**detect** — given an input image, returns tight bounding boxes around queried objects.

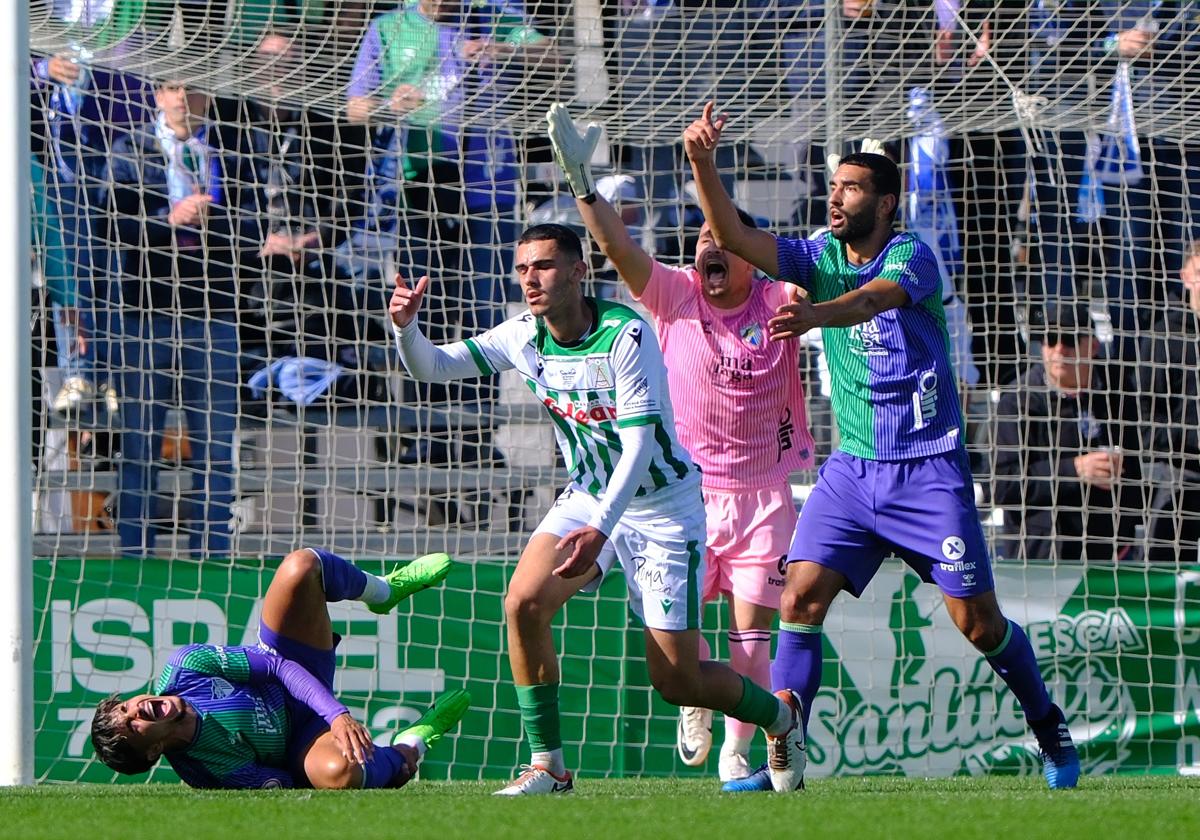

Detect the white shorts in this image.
[534,480,706,631]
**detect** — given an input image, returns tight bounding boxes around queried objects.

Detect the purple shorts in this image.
[788,449,994,599]
[258,621,341,769]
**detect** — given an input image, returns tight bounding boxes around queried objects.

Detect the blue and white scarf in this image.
[154,112,221,207]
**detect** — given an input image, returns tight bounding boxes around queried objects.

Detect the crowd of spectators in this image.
[27,1,1200,564]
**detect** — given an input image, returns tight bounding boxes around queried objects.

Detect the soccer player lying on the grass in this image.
[90,548,468,789]
[684,102,1080,793]
[388,223,804,795]
[546,104,817,788]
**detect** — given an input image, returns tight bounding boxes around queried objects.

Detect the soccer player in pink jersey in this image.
[548,104,816,787]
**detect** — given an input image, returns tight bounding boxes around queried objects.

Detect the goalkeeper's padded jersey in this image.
[775,231,964,462]
[464,298,699,499]
[156,645,294,789]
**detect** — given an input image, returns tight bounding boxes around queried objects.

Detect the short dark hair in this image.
[518,223,585,264]
[837,152,902,218]
[91,694,156,775]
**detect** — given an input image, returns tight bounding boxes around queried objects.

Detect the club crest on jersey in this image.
[585,358,614,389]
[740,322,765,349]
[211,677,234,700]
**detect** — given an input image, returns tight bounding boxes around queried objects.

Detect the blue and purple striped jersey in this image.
[776,231,963,461]
[155,644,294,789]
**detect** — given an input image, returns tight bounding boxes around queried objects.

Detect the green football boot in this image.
[394,689,472,750]
[368,552,453,615]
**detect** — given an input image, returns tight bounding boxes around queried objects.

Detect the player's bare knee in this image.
[503,587,553,631]
[780,588,828,626]
[956,611,1006,652]
[307,752,359,790]
[278,548,322,588]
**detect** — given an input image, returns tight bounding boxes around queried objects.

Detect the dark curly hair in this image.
[91,694,156,775]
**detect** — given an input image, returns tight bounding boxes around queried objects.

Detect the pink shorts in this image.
[701,483,798,610]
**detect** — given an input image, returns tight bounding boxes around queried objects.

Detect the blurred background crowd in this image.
[26,1,1200,564]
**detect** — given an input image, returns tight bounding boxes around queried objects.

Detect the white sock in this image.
[394,734,428,758]
[531,748,566,776]
[766,697,795,737]
[359,575,392,604]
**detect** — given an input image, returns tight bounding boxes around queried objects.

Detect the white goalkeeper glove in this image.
[547,102,602,201]
[859,138,886,156]
[826,138,887,175]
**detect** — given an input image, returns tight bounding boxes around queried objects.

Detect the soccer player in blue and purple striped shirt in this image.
[685,102,1080,792]
[89,548,466,789]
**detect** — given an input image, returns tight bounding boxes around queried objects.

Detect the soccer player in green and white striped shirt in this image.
[389,223,805,795]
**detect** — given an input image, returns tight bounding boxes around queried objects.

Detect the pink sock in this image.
[725,628,772,747]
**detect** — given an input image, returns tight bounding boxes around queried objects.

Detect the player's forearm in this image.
[689,157,741,247]
[392,320,486,381]
[689,156,779,275]
[587,423,656,535]
[814,282,908,328]
[576,193,653,294]
[245,650,348,723]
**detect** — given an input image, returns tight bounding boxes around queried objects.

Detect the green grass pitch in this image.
[4,776,1199,840]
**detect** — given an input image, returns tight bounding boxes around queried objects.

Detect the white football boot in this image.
[766,690,807,792]
[492,764,574,796]
[676,706,714,767]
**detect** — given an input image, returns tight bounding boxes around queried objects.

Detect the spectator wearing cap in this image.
[1138,243,1200,563]
[993,301,1145,562]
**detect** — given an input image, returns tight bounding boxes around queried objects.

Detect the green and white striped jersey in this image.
[464,299,698,498]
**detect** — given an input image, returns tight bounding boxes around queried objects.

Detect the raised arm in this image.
[546,104,653,294]
[389,274,502,381]
[683,102,779,276]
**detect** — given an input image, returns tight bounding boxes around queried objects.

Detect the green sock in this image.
[514,682,562,752]
[728,675,782,729]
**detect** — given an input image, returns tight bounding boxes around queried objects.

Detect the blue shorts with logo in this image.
[788,448,994,598]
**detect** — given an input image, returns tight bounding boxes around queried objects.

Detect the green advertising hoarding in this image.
[32,558,1200,783]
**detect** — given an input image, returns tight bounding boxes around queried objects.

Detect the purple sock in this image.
[359,746,410,789]
[771,623,823,732]
[984,619,1052,722]
[311,548,369,603]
